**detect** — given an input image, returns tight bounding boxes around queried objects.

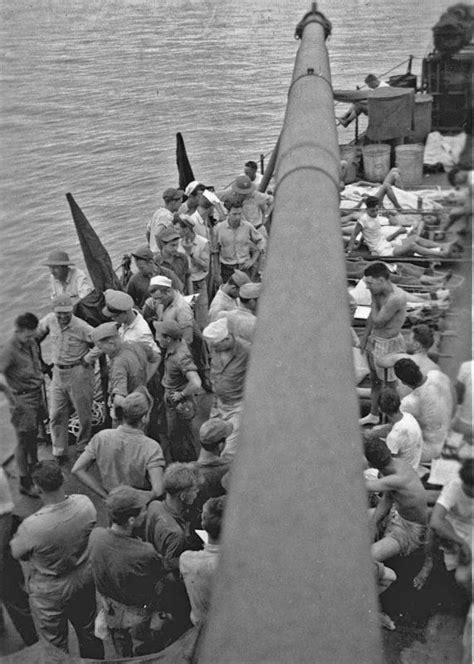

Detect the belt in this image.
[55,360,84,370]
[12,386,42,396]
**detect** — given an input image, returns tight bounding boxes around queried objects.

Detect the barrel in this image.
[395,144,424,186]
[339,144,357,183]
[407,94,433,143]
[361,144,391,183]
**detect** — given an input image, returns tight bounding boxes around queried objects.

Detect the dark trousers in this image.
[165,403,197,462]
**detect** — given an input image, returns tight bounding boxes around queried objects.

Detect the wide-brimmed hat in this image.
[231,175,255,195]
[43,250,75,266]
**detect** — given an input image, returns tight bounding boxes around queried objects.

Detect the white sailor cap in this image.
[202,318,230,344]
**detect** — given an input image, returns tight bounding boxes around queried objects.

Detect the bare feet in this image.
[413,557,434,590]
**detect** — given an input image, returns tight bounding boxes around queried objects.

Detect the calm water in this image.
[0,0,452,331]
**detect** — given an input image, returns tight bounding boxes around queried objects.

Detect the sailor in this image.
[37,295,95,462]
[102,289,158,353]
[208,269,251,322]
[228,175,270,237]
[143,276,194,346]
[146,187,183,254]
[126,244,182,308]
[181,181,206,216]
[215,196,265,283]
[242,160,263,187]
[218,282,261,344]
[175,215,210,330]
[90,322,161,425]
[0,313,43,497]
[156,226,193,296]
[43,249,92,305]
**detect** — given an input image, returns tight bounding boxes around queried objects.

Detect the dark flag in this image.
[176,132,195,191]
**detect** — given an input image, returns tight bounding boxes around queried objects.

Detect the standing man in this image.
[143,276,194,346]
[103,289,158,353]
[156,227,193,295]
[43,250,92,305]
[176,216,211,329]
[126,244,182,308]
[359,262,407,426]
[243,160,263,187]
[0,313,43,497]
[154,321,202,462]
[215,197,265,283]
[208,269,251,323]
[10,461,103,659]
[190,419,232,510]
[202,318,250,459]
[230,174,269,237]
[219,282,261,344]
[38,295,95,462]
[90,322,160,424]
[146,187,183,254]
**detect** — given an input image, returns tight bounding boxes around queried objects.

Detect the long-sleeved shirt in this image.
[145,500,201,572]
[49,267,92,304]
[37,313,94,364]
[0,334,43,392]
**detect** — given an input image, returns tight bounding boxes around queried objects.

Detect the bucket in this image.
[339,144,357,183]
[407,94,433,143]
[395,144,424,186]
[362,144,391,183]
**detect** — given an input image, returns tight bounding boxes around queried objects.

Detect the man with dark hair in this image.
[179,496,226,626]
[0,313,43,497]
[365,388,423,470]
[144,275,194,345]
[347,197,455,258]
[154,321,202,462]
[364,438,428,562]
[147,187,184,254]
[243,160,262,187]
[208,269,251,323]
[338,74,389,127]
[215,198,265,283]
[176,216,211,329]
[10,460,103,658]
[359,262,407,426]
[72,390,165,499]
[156,226,193,296]
[89,485,166,658]
[43,249,92,304]
[38,295,95,462]
[126,244,182,308]
[394,358,453,463]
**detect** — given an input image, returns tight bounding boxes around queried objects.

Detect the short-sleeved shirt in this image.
[49,267,92,304]
[358,212,393,256]
[401,370,453,462]
[208,288,238,323]
[179,235,210,282]
[147,207,174,253]
[144,291,194,346]
[10,494,96,578]
[146,500,201,571]
[162,341,197,392]
[109,341,159,398]
[0,334,43,393]
[89,527,163,606]
[215,220,265,265]
[38,313,93,364]
[436,478,473,546]
[209,338,250,404]
[127,268,183,308]
[80,425,165,492]
[218,306,257,344]
[386,412,423,469]
[456,361,472,427]
[179,543,220,625]
[119,310,160,355]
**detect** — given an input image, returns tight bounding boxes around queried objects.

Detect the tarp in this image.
[366,87,414,141]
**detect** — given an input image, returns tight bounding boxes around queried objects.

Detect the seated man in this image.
[364,388,423,470]
[394,358,454,464]
[338,73,389,127]
[347,196,457,258]
[365,438,428,562]
[88,486,166,658]
[179,496,226,626]
[72,390,165,499]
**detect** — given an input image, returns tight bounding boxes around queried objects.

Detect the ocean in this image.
[0,0,452,330]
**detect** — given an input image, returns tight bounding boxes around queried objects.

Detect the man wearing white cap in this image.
[72,389,165,499]
[146,187,183,254]
[37,296,95,462]
[90,322,160,425]
[126,245,182,308]
[208,269,251,323]
[43,250,92,305]
[143,276,194,346]
[218,282,261,344]
[181,181,206,216]
[175,216,210,330]
[202,318,250,458]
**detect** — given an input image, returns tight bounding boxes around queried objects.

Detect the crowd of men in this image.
[0,159,472,659]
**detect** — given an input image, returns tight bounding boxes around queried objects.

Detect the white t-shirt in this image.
[456,360,472,427]
[401,370,453,462]
[358,212,393,256]
[147,208,174,252]
[386,412,423,469]
[436,477,473,546]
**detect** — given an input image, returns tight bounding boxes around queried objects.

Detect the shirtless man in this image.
[359,262,407,426]
[365,438,428,562]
